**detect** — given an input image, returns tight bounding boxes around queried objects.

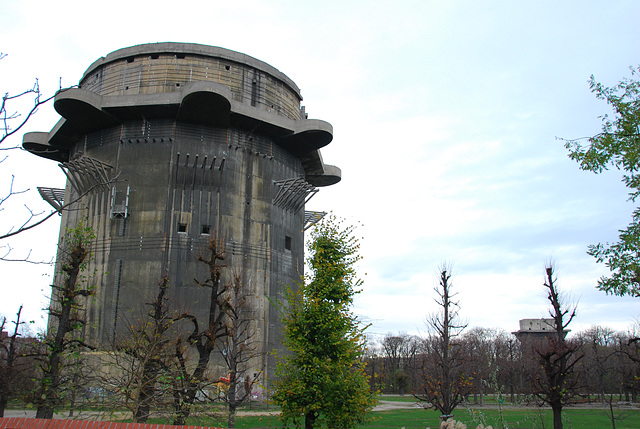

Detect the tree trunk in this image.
[134,362,157,423]
[35,240,87,419]
[608,396,617,429]
[134,404,150,424]
[552,404,563,429]
[305,410,316,429]
[36,351,62,419]
[0,394,7,418]
[172,389,189,426]
[35,406,54,419]
[227,383,237,428]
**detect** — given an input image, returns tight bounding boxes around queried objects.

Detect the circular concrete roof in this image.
[81,42,302,100]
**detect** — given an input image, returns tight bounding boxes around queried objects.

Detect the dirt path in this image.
[374,400,422,411]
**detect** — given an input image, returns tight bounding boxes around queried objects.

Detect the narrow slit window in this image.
[285,235,292,251]
[251,79,258,107]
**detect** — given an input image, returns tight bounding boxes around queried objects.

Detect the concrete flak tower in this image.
[23,43,340,379]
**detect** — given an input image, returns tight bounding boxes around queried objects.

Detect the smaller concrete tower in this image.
[513,318,569,343]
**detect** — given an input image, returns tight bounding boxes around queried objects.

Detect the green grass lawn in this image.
[359,407,640,429]
[137,406,640,428]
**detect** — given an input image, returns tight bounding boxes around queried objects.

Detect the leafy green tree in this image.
[272,216,376,429]
[564,66,640,296]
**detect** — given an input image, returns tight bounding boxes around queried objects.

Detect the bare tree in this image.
[531,265,583,429]
[0,306,36,416]
[461,327,499,405]
[0,53,58,260]
[415,265,471,421]
[494,331,523,404]
[33,221,95,419]
[96,277,181,423]
[217,269,262,428]
[621,325,640,401]
[380,332,419,394]
[172,236,229,425]
[0,54,108,261]
[0,56,55,147]
[577,326,619,404]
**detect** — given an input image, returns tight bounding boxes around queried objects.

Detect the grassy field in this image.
[136,405,640,428]
[360,408,640,429]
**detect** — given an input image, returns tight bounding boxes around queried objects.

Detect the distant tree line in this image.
[366,324,640,404]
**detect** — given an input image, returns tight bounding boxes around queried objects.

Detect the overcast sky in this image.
[2,1,640,339]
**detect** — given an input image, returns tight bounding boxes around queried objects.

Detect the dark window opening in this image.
[178,223,187,233]
[126,57,135,63]
[251,79,258,107]
[285,235,292,251]
[201,225,211,235]
[225,65,231,70]
[150,54,159,60]
[175,54,185,59]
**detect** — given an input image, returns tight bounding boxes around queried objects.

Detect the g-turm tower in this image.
[23,43,340,378]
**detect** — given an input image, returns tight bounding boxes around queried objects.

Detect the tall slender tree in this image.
[33,221,95,419]
[172,236,229,425]
[531,265,583,429]
[217,269,262,428]
[415,265,471,421]
[272,216,376,429]
[104,277,179,423]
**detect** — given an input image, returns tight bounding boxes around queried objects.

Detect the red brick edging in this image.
[0,418,224,429]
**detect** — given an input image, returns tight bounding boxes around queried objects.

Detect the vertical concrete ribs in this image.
[23,42,341,384]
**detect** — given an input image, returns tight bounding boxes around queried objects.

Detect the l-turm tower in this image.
[23,42,340,383]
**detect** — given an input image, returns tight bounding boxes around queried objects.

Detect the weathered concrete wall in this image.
[80,43,303,121]
[23,43,341,385]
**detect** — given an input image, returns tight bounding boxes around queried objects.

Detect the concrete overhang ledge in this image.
[306,164,341,187]
[22,131,67,162]
[45,84,331,144]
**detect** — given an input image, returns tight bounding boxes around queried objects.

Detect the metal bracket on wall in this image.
[273,178,318,213]
[37,187,65,213]
[303,211,327,231]
[59,156,114,195]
